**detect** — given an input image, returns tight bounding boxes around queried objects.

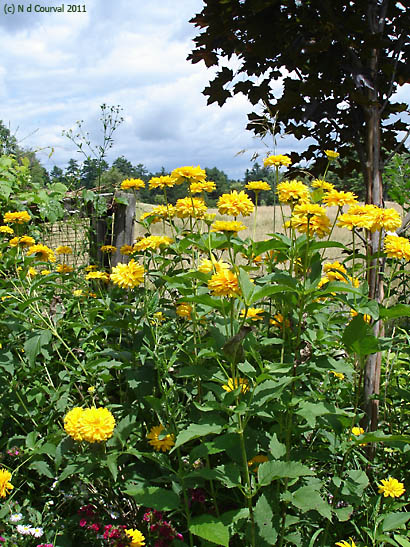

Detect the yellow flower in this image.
[377,477,405,498]
[198,257,229,274]
[323,190,358,207]
[0,225,14,234]
[189,180,216,193]
[40,269,51,275]
[288,211,331,238]
[371,207,402,232]
[245,180,271,191]
[3,211,31,224]
[210,220,246,235]
[125,529,146,547]
[335,538,356,547]
[55,245,73,255]
[85,265,98,271]
[293,203,327,217]
[208,269,241,297]
[65,407,116,443]
[120,244,135,255]
[88,386,95,393]
[263,154,292,168]
[350,309,371,323]
[175,197,208,219]
[26,244,56,262]
[27,267,37,278]
[217,190,254,217]
[329,370,345,380]
[140,204,175,223]
[270,313,290,328]
[77,407,116,443]
[9,236,35,248]
[384,234,410,261]
[64,407,85,441]
[337,213,374,231]
[134,235,173,251]
[147,424,175,452]
[277,180,310,204]
[110,259,145,289]
[121,178,145,190]
[324,150,340,159]
[171,165,207,184]
[100,245,117,253]
[311,179,335,191]
[73,289,83,296]
[0,468,13,498]
[323,261,347,275]
[222,377,250,394]
[85,270,110,283]
[152,311,165,323]
[248,454,269,472]
[351,426,364,436]
[148,175,176,189]
[176,303,192,319]
[56,263,74,274]
[240,307,264,321]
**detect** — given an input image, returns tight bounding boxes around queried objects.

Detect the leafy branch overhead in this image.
[188,0,409,178]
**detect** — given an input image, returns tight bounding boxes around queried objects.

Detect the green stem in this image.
[237,412,256,547]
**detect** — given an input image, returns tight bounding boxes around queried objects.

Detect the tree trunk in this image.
[363,37,384,434]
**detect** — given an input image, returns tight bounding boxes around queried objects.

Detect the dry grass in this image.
[134,201,405,262]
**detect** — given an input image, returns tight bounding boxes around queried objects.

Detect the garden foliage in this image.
[0,152,409,546]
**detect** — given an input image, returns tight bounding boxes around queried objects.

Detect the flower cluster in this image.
[64,407,116,442]
[263,154,292,167]
[277,180,310,204]
[142,509,183,546]
[147,424,175,452]
[3,211,31,224]
[0,468,13,497]
[121,178,145,190]
[110,260,145,289]
[217,190,254,217]
[26,244,56,262]
[134,235,173,251]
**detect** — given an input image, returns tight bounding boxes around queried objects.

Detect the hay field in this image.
[134,201,405,262]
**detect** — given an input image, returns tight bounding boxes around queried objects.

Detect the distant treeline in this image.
[2,120,409,205]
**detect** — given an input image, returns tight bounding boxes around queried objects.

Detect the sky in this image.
[0,0,408,180]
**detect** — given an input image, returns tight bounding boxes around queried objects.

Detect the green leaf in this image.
[124,486,180,511]
[284,485,331,520]
[189,514,229,547]
[254,493,278,545]
[258,461,315,486]
[106,453,118,481]
[341,470,369,496]
[173,422,223,449]
[393,535,410,547]
[269,433,286,459]
[214,463,242,488]
[296,401,335,428]
[249,284,296,306]
[379,304,410,319]
[382,512,410,532]
[238,267,255,306]
[342,316,379,356]
[59,464,80,481]
[24,330,53,365]
[334,505,354,522]
[29,460,54,478]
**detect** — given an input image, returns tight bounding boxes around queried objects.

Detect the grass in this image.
[134,201,405,262]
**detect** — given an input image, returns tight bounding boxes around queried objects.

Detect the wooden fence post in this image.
[111,192,137,267]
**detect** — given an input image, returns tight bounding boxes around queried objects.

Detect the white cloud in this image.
[0,0,408,182]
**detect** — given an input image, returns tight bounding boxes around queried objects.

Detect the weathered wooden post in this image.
[111,192,137,267]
